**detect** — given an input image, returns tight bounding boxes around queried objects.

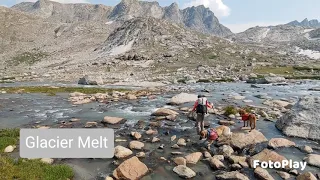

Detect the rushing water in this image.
[1,81,320,179]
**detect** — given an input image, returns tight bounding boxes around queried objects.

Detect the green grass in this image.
[224,106,238,116]
[208,54,219,59]
[9,52,48,66]
[0,86,129,94]
[293,66,320,71]
[0,128,19,152]
[0,156,74,180]
[253,66,294,75]
[286,75,320,80]
[0,128,74,180]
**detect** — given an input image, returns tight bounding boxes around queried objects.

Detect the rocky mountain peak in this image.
[287,18,320,28]
[11,0,233,37]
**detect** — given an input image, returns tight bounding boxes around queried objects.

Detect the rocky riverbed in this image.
[1,80,320,180]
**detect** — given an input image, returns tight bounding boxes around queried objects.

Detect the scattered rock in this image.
[227,155,247,164]
[173,157,187,166]
[185,152,202,164]
[219,120,235,126]
[114,146,133,159]
[299,145,313,154]
[231,164,242,170]
[152,108,179,116]
[276,96,320,140]
[177,138,187,146]
[254,167,275,180]
[146,129,158,135]
[233,96,245,100]
[102,116,126,125]
[203,151,212,158]
[165,114,177,121]
[113,156,148,180]
[136,152,146,158]
[126,94,137,100]
[304,154,320,167]
[151,137,160,143]
[296,172,317,180]
[169,93,198,105]
[218,145,234,156]
[231,130,268,149]
[171,135,177,141]
[131,132,142,140]
[78,75,103,85]
[84,122,97,128]
[216,171,249,180]
[173,165,196,179]
[209,157,226,170]
[289,169,299,176]
[276,171,290,179]
[40,158,54,164]
[250,149,288,168]
[129,141,145,150]
[4,145,16,153]
[213,155,224,161]
[171,144,180,149]
[268,138,296,148]
[172,152,183,155]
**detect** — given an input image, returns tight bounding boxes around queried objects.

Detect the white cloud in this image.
[183,0,230,18]
[16,0,89,3]
[224,21,286,33]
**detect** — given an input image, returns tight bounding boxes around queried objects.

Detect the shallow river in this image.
[1,81,320,180]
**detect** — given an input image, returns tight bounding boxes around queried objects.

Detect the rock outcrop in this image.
[231,130,268,149]
[113,156,148,180]
[276,96,320,140]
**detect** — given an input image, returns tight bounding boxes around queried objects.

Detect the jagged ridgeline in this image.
[11,0,232,37]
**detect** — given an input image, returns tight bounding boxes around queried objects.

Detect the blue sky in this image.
[1,0,319,32]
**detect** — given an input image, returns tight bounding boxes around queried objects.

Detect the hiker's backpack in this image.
[208,129,219,140]
[196,97,207,114]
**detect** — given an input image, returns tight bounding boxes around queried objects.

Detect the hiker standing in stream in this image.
[192,95,213,135]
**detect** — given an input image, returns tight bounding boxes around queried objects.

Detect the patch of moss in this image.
[253,66,294,75]
[293,66,320,71]
[208,54,219,59]
[224,106,238,116]
[9,52,48,66]
[1,86,129,94]
[286,75,320,80]
[0,156,74,180]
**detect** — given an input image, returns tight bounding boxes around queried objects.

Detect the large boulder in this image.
[254,167,274,180]
[268,138,296,149]
[304,154,320,168]
[209,157,226,170]
[114,146,133,159]
[129,141,145,150]
[249,149,288,168]
[246,76,286,84]
[113,156,148,180]
[276,96,320,140]
[151,108,179,116]
[216,171,249,180]
[185,152,202,164]
[102,116,126,125]
[296,172,317,180]
[231,130,268,149]
[173,165,196,179]
[169,93,198,105]
[78,75,103,85]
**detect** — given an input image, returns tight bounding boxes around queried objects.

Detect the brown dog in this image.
[238,109,257,130]
[199,125,232,150]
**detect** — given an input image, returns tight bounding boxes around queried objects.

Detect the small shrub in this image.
[224,106,238,116]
